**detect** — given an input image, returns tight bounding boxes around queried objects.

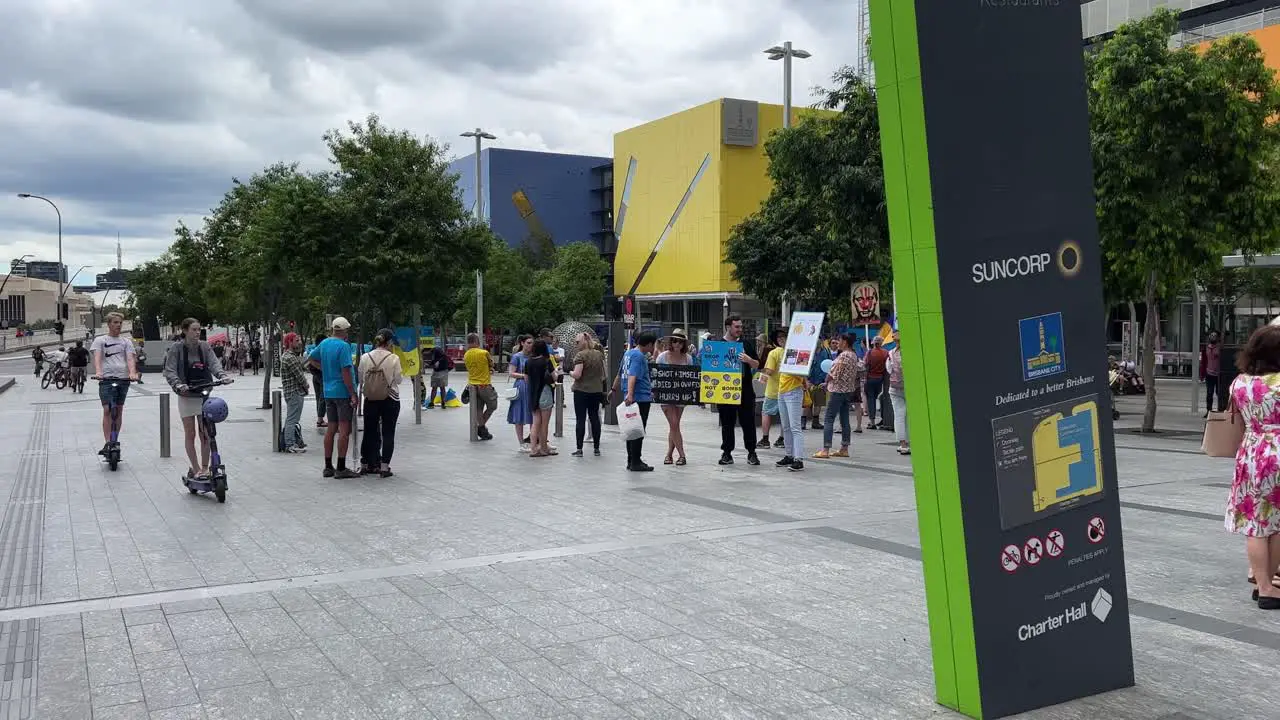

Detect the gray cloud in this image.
[0,0,861,274]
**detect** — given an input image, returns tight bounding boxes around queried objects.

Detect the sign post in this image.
[871,1,1132,718]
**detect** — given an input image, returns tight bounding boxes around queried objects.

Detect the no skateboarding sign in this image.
[1001,544,1021,573]
[1045,529,1065,558]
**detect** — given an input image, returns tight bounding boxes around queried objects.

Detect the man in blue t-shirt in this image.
[623,332,656,473]
[308,317,358,478]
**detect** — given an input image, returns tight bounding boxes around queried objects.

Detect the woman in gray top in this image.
[163,318,232,478]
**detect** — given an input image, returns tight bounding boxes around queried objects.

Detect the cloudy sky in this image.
[0,0,861,282]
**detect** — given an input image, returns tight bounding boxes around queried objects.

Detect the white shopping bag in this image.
[617,401,646,441]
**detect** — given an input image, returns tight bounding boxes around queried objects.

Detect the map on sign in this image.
[1031,402,1103,512]
[992,395,1106,529]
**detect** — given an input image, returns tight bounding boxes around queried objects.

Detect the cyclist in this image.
[163,318,232,479]
[31,346,44,376]
[67,340,90,390]
[91,312,139,455]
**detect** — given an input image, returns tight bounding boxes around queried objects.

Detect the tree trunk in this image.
[1141,270,1160,433]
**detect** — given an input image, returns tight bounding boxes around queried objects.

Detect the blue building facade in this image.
[448,148,612,249]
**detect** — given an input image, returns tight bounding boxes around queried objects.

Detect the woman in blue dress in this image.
[507,335,534,450]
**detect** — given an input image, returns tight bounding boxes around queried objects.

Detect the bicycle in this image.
[182,378,233,503]
[41,364,68,390]
[69,366,86,394]
[93,377,129,471]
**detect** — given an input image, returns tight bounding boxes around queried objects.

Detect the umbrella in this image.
[207,332,228,344]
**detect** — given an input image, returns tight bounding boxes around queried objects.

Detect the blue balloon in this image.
[820,359,834,373]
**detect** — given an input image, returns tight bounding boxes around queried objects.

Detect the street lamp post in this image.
[17,193,64,336]
[461,128,497,338]
[765,42,810,325]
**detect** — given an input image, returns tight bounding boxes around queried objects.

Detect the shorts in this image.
[178,395,206,419]
[430,372,450,388]
[762,397,780,416]
[473,385,498,416]
[809,386,827,407]
[325,398,355,423]
[98,380,130,406]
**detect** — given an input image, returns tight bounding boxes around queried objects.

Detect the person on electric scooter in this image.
[163,318,233,479]
[91,312,139,454]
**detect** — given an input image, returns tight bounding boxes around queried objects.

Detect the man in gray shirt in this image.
[90,312,138,454]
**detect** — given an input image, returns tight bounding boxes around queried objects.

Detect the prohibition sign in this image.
[1023,537,1044,566]
[1045,529,1065,558]
[1087,516,1106,544]
[1001,544,1021,573]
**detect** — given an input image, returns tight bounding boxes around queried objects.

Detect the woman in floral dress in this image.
[1226,324,1280,609]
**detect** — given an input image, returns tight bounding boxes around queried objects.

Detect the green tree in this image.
[305,114,489,336]
[518,229,557,271]
[724,66,890,315]
[453,240,609,333]
[1089,8,1280,431]
[126,224,215,326]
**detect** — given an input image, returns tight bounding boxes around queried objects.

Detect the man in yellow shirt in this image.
[463,334,497,441]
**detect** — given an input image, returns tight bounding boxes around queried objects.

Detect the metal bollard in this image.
[414,376,423,425]
[159,393,171,458]
[468,384,480,443]
[553,383,564,438]
[271,389,283,452]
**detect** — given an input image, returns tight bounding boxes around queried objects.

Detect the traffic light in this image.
[54,321,64,337]
[60,302,68,319]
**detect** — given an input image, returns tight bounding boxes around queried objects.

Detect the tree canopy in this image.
[1089,8,1280,430]
[724,66,890,316]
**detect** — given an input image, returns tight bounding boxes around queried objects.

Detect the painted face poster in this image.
[852,281,881,326]
[781,311,826,376]
[699,340,744,405]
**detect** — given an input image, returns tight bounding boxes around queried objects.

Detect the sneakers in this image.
[627,462,654,472]
[718,453,734,466]
[773,437,785,448]
[789,460,804,472]
[477,426,493,441]
[571,449,584,457]
[746,453,760,466]
[323,467,335,478]
[334,468,360,479]
[285,446,306,454]
[593,448,601,456]
[776,456,795,467]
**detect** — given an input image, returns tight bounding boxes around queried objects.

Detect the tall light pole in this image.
[461,128,496,337]
[765,42,810,324]
[17,193,64,335]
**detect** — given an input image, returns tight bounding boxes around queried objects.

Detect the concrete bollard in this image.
[553,383,564,438]
[159,393,171,458]
[468,384,480,443]
[271,389,283,452]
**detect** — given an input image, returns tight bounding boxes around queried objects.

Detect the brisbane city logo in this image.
[972,240,1082,285]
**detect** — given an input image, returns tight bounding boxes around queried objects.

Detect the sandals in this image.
[1246,573,1280,588]
[813,450,831,459]
[676,457,687,466]
[664,456,674,465]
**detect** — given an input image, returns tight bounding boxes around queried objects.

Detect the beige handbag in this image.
[1202,401,1245,458]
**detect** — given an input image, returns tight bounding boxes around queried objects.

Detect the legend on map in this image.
[992,394,1105,530]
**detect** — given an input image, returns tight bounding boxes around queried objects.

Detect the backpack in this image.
[363,353,391,401]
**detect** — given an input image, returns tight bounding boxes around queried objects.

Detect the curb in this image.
[0,377,14,396]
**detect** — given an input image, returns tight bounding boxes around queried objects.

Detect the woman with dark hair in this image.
[1227,324,1280,608]
[358,328,402,477]
[526,339,556,457]
[507,335,534,451]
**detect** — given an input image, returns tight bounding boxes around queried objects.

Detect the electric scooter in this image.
[93,377,129,471]
[182,378,233,503]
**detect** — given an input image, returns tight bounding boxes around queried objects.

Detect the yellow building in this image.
[611,99,831,326]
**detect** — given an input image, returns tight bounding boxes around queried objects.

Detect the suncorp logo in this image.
[973,240,1082,284]
[1016,588,1112,642]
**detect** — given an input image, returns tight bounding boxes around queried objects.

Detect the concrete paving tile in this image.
[148,705,209,720]
[256,645,343,689]
[480,691,567,719]
[413,683,493,719]
[182,649,265,691]
[139,664,200,710]
[92,702,150,720]
[91,680,144,709]
[199,682,293,720]
[127,622,177,654]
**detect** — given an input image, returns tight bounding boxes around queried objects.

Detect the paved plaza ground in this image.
[0,371,1269,719]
